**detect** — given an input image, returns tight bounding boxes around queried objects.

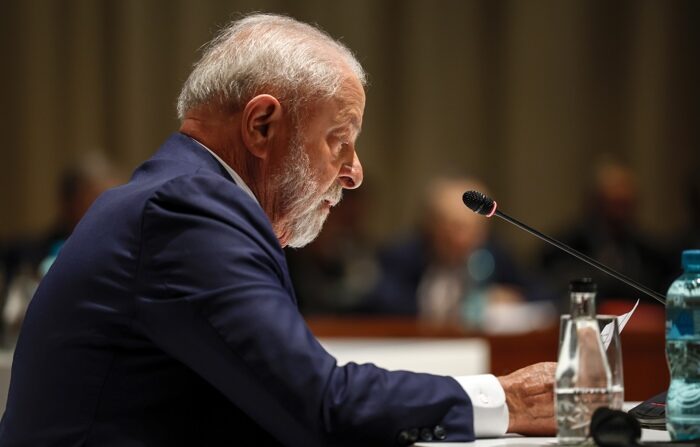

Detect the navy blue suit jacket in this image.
[0,134,474,446]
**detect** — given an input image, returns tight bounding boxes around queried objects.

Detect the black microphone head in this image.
[462,190,497,216]
[590,407,641,447]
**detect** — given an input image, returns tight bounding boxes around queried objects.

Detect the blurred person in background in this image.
[539,159,673,316]
[362,177,549,331]
[286,187,379,314]
[1,152,122,345]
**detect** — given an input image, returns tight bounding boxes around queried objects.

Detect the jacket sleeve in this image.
[134,174,475,447]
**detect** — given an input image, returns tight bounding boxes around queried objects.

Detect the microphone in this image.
[462,190,666,305]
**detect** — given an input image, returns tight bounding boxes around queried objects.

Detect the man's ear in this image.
[241,94,284,159]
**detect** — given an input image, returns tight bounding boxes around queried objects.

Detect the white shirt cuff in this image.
[453,374,509,438]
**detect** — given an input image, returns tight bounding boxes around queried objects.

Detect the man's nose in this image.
[338,152,363,189]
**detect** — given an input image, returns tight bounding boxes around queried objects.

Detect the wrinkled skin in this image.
[498,362,557,436]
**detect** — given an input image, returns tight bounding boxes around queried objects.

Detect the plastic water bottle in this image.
[555,278,612,444]
[666,249,700,440]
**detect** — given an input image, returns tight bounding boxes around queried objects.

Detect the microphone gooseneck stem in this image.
[494,210,667,305]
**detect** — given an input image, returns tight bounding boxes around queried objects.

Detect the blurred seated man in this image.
[539,159,673,316]
[363,177,541,329]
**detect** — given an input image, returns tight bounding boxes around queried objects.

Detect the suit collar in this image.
[187,138,260,207]
[152,132,232,182]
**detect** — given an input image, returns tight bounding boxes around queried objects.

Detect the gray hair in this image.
[177,13,366,121]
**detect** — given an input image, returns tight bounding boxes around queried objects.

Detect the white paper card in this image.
[601,299,640,350]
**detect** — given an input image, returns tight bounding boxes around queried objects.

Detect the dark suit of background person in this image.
[365,235,530,316]
[0,134,472,446]
[286,188,379,315]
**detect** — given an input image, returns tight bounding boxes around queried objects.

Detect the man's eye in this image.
[331,135,349,151]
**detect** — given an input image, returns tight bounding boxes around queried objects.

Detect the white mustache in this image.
[323,186,343,207]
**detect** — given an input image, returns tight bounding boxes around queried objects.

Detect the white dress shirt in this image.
[455,374,509,437]
[192,137,510,438]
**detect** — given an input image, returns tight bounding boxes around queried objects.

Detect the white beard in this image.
[273,135,343,248]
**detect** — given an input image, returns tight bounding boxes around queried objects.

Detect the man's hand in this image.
[498,362,556,436]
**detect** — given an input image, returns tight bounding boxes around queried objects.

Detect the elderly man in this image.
[0,14,554,446]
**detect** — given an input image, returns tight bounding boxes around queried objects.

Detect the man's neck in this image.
[180,112,259,183]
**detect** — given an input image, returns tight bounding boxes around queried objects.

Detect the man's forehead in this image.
[336,73,365,114]
[300,75,365,135]
[334,90,365,133]
[335,107,362,131]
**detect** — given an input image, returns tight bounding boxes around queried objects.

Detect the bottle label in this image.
[669,310,694,337]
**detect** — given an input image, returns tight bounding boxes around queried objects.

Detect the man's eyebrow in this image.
[335,111,362,136]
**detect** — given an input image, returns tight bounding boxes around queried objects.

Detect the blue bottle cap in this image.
[681,250,700,271]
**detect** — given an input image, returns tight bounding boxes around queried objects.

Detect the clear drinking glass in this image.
[559,314,624,410]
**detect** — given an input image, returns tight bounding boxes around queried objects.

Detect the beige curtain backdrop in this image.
[1,0,698,261]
